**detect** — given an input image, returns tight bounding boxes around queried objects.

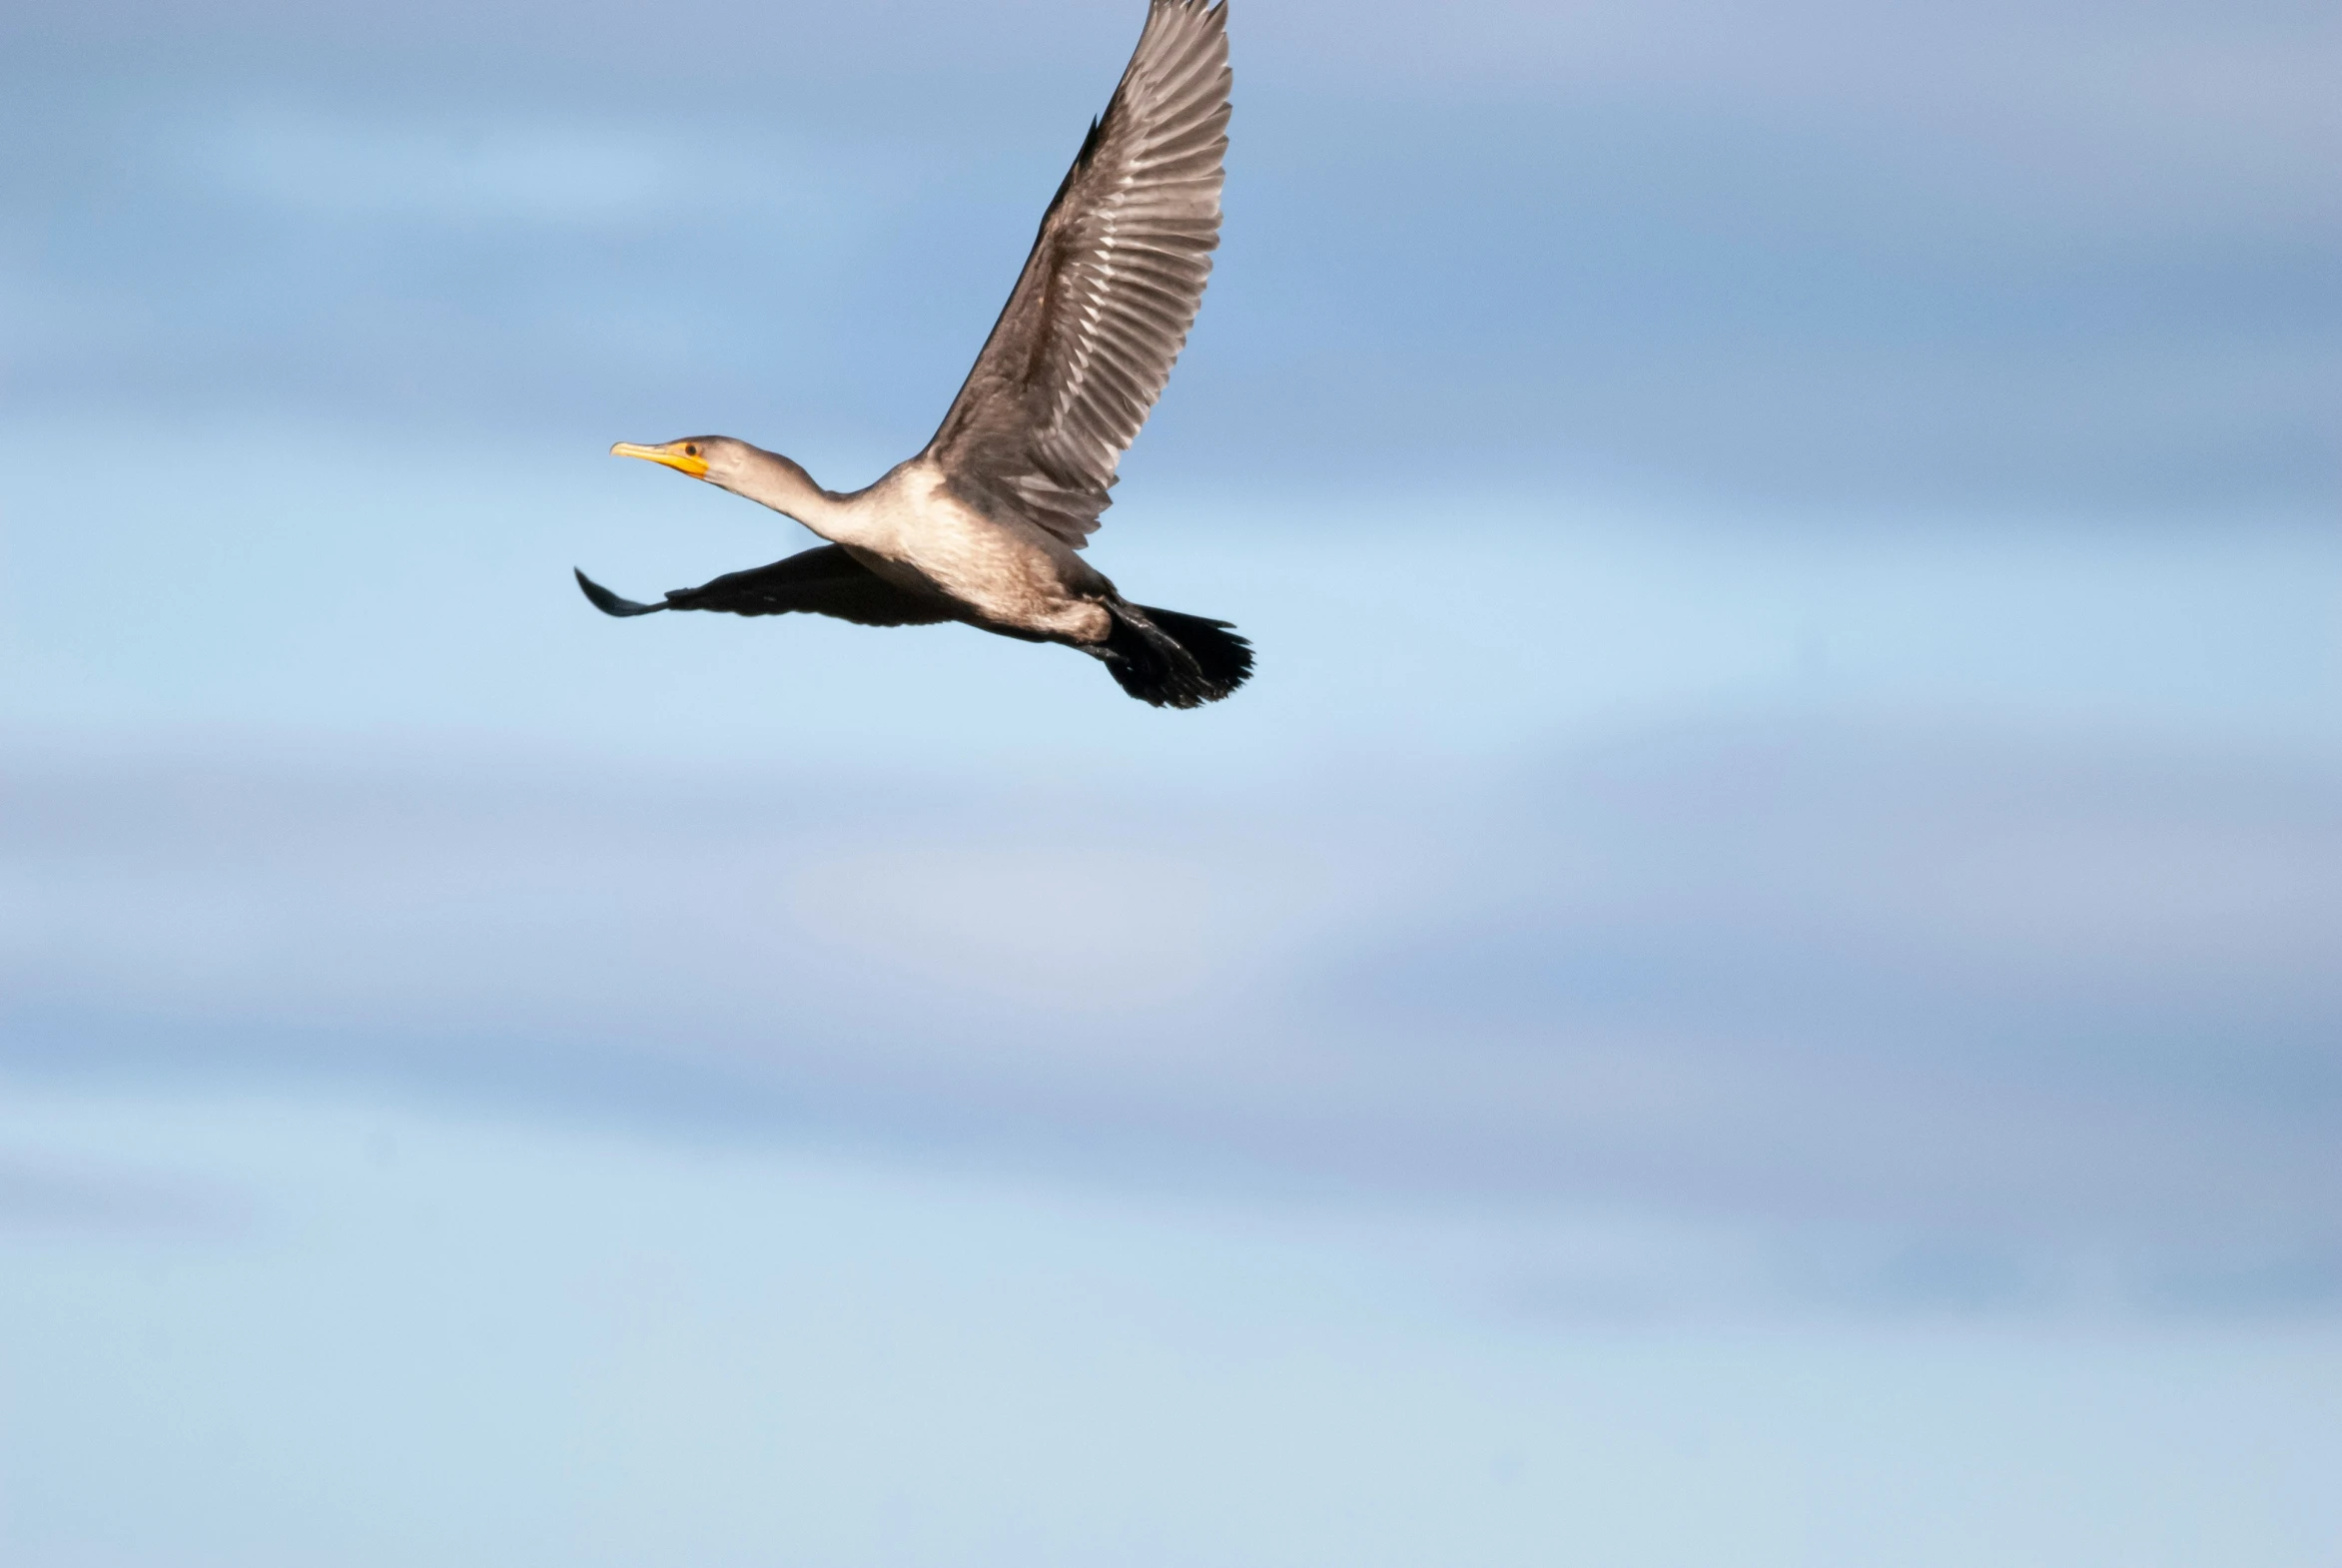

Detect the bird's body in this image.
[578,0,1250,708]
[819,459,1114,643]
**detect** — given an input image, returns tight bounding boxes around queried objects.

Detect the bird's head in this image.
[608,436,754,486]
[608,432,828,520]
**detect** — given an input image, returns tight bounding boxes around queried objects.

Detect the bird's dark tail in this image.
[1100,603,1253,708]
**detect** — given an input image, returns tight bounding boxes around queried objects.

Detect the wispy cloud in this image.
[4,0,2331,509]
[180,110,686,227]
[7,721,2335,1315]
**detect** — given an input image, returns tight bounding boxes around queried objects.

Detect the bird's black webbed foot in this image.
[1101,602,1252,708]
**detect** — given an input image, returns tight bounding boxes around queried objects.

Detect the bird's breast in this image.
[839,466,1109,641]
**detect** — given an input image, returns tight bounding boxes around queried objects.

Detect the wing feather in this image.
[923,0,1229,547]
[574,547,958,628]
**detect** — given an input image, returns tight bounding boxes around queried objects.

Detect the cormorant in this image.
[577,0,1249,708]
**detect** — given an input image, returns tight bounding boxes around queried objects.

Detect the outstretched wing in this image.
[574,546,957,627]
[924,0,1228,548]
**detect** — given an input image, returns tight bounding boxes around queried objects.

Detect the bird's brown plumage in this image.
[925,0,1230,548]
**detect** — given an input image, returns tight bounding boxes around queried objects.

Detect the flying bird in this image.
[577,0,1249,708]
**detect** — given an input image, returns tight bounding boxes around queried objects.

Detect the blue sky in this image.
[3,0,2339,1562]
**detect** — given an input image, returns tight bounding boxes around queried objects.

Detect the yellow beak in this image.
[610,441,710,478]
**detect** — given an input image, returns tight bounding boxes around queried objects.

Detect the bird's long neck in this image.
[729,445,846,535]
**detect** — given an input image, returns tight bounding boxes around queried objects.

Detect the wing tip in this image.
[574,567,665,618]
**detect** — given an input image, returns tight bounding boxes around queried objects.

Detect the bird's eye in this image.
[685,444,700,456]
